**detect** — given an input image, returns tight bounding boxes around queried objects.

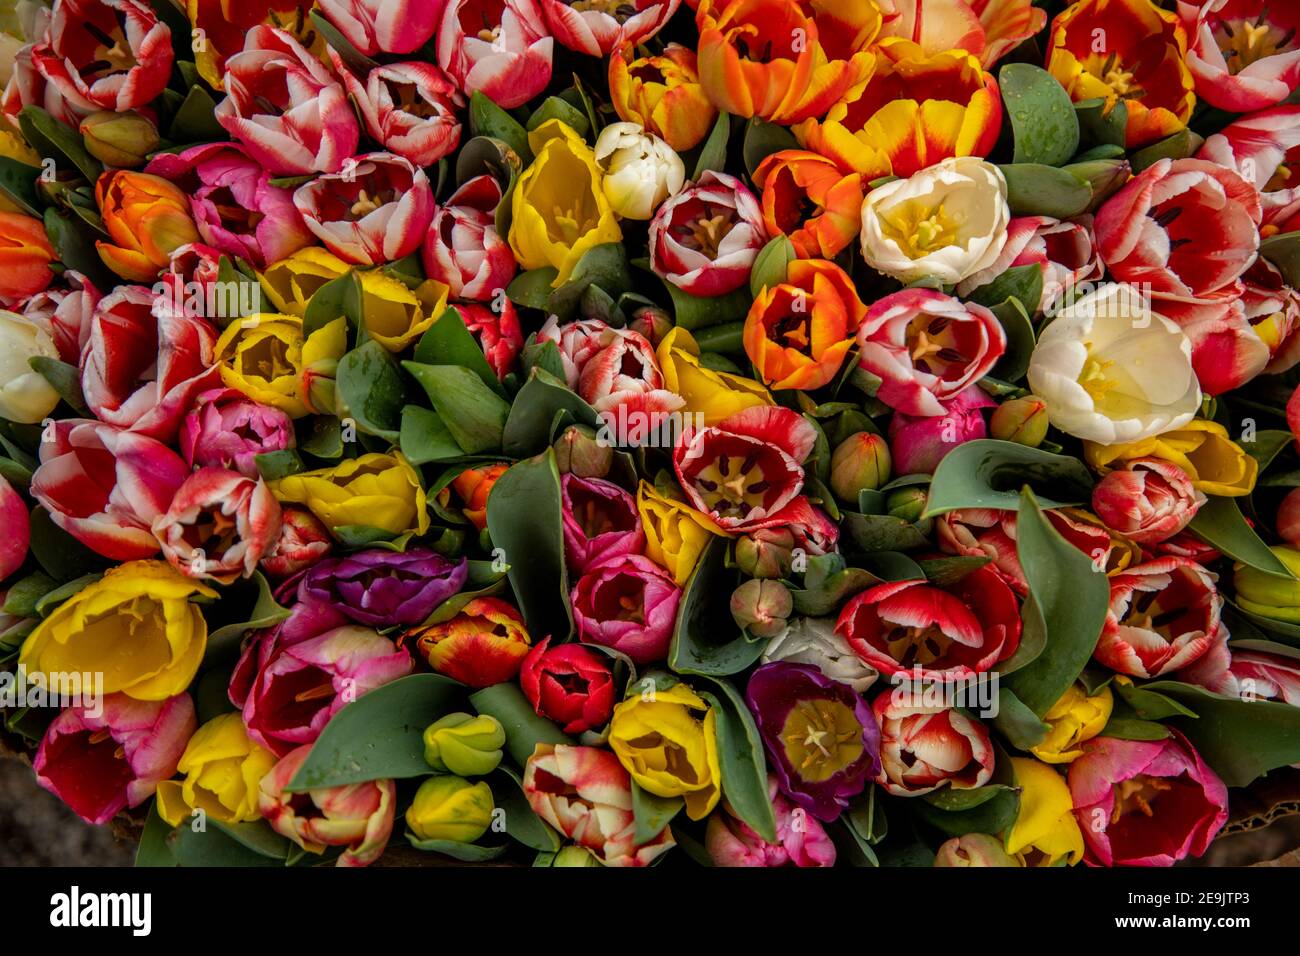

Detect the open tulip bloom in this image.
[5,0,1300,882]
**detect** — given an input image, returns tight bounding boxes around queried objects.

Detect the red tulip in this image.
[18,270,99,364]
[873,690,995,797]
[437,0,553,109]
[152,467,283,585]
[335,57,463,169]
[1179,0,1300,113]
[459,302,524,380]
[422,176,516,301]
[260,506,333,580]
[1092,458,1205,546]
[1096,557,1224,678]
[648,170,768,297]
[578,328,678,415]
[520,637,616,734]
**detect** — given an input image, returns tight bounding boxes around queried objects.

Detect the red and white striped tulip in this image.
[152,468,282,584]
[334,57,463,169]
[437,0,553,109]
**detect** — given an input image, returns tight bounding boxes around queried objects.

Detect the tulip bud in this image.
[629,305,672,347]
[933,833,1019,867]
[730,579,793,639]
[990,396,1049,447]
[80,111,160,168]
[553,425,613,479]
[885,487,927,523]
[1067,159,1131,212]
[550,846,604,867]
[830,432,891,502]
[735,530,796,579]
[422,713,506,777]
[406,775,495,844]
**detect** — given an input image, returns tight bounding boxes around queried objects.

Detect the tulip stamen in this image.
[88,729,113,746]
[294,682,337,703]
[1110,774,1174,824]
[686,212,733,260]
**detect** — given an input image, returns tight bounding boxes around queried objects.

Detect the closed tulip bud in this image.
[885,487,928,524]
[990,396,1049,447]
[80,111,160,168]
[423,713,506,777]
[933,833,1019,867]
[830,432,891,502]
[735,530,795,579]
[731,579,792,639]
[406,775,494,844]
[629,305,672,348]
[1065,159,1131,212]
[1236,546,1300,623]
[550,846,603,867]
[553,425,613,479]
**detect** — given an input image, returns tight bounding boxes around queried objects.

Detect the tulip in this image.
[794,40,1000,179]
[956,216,1103,314]
[520,637,615,735]
[873,690,995,797]
[635,480,716,587]
[1235,545,1300,622]
[272,452,430,538]
[407,775,494,843]
[934,833,1019,867]
[354,270,450,353]
[215,25,360,176]
[1084,419,1257,497]
[154,242,237,326]
[410,596,531,688]
[695,0,879,125]
[1179,0,1300,113]
[1004,758,1084,867]
[212,313,309,418]
[886,487,927,523]
[656,327,774,428]
[450,462,507,531]
[300,548,468,628]
[510,120,622,285]
[1031,683,1114,765]
[560,473,645,575]
[437,0,553,110]
[1198,105,1300,237]
[31,421,188,560]
[95,171,200,282]
[989,395,1049,447]
[1279,489,1300,549]
[297,317,347,416]
[577,328,681,417]
[1242,257,1300,376]
[1046,0,1196,148]
[259,745,396,867]
[1092,458,1205,546]
[753,151,866,260]
[1180,640,1300,703]
[730,579,791,639]
[422,175,516,302]
[609,43,715,151]
[878,0,1045,67]
[542,0,678,56]
[186,0,317,90]
[536,316,614,388]
[830,432,890,501]
[1027,283,1202,445]
[0,309,60,423]
[31,0,173,115]
[593,121,685,221]
[888,386,995,476]
[81,287,220,442]
[156,713,277,827]
[179,387,295,478]
[707,775,837,867]
[761,616,878,694]
[1068,731,1228,866]
[317,0,441,55]
[423,713,506,776]
[152,468,281,584]
[333,57,462,171]
[80,110,158,168]
[260,506,333,580]
[460,302,525,380]
[648,171,766,298]
[21,560,215,701]
[571,554,681,665]
[609,681,721,819]
[554,425,613,479]
[0,212,55,304]
[1096,558,1224,678]
[144,143,314,269]
[18,270,99,364]
[0,476,28,583]
[258,248,351,318]
[524,743,676,866]
[294,153,435,267]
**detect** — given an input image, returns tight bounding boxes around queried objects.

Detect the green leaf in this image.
[966,264,1044,316]
[254,448,305,481]
[742,118,797,178]
[1003,488,1110,716]
[403,362,509,454]
[547,243,631,319]
[662,278,751,331]
[1131,128,1201,174]
[169,84,225,143]
[211,819,293,861]
[1261,230,1300,289]
[842,512,930,552]
[696,677,776,843]
[27,506,110,582]
[1001,63,1080,167]
[923,782,1014,812]
[924,440,1094,517]
[693,111,731,179]
[406,834,510,861]
[1189,495,1292,577]
[18,106,102,183]
[302,271,356,337]
[470,681,571,767]
[631,781,684,844]
[309,9,378,72]
[992,686,1050,750]
[413,306,501,394]
[29,356,90,415]
[1099,717,1171,741]
[527,95,589,139]
[134,803,178,867]
[749,235,797,298]
[789,553,881,615]
[288,674,465,790]
[166,823,284,867]
[42,205,115,288]
[502,367,601,459]
[34,573,102,617]
[399,404,465,464]
[912,786,1020,837]
[3,571,57,617]
[1112,680,1199,720]
[669,537,765,676]
[506,266,560,309]
[1000,163,1092,219]
[0,156,43,217]
[336,340,405,441]
[1075,97,1128,150]
[494,765,562,851]
[470,91,532,168]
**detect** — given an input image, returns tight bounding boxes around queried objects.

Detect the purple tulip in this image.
[300,548,468,627]
[561,473,645,573]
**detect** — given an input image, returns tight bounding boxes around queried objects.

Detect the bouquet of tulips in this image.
[3,0,1300,871]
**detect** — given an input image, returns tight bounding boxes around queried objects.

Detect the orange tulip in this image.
[753,150,866,259]
[743,258,866,390]
[609,43,717,152]
[695,0,880,125]
[795,39,1001,178]
[1046,0,1195,149]
[451,462,509,531]
[410,596,532,688]
[0,212,56,303]
[96,171,200,282]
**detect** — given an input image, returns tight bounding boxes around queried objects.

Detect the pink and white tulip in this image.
[19,271,99,365]
[260,506,334,580]
[1092,458,1206,546]
[1179,0,1300,113]
[873,691,995,797]
[437,0,553,109]
[706,776,837,867]
[317,0,444,55]
[1096,557,1224,678]
[334,57,463,169]
[179,387,296,478]
[541,0,679,57]
[422,176,516,301]
[648,170,768,297]
[153,468,282,584]
[956,215,1103,313]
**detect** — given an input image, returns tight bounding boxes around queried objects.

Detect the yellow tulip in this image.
[656,327,774,427]
[20,561,215,702]
[509,119,621,287]
[214,313,309,418]
[1030,683,1113,764]
[1235,546,1300,623]
[156,713,276,827]
[1004,758,1084,867]
[0,128,39,215]
[1084,419,1257,497]
[406,776,494,844]
[298,317,348,416]
[608,681,721,820]
[257,248,351,317]
[357,270,449,353]
[271,452,430,537]
[636,481,717,587]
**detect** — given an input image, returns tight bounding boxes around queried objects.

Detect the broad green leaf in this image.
[404,362,510,454]
[134,803,178,867]
[413,306,502,393]
[29,356,89,415]
[501,366,601,459]
[924,440,1094,517]
[527,95,589,139]
[1189,495,1292,577]
[692,111,731,179]
[336,340,405,440]
[470,681,571,767]
[1001,63,1080,167]
[406,834,509,861]
[399,404,465,464]
[1000,163,1092,219]
[696,676,776,842]
[992,686,1050,750]
[631,781,684,844]
[749,235,797,298]
[842,512,930,552]
[19,106,102,183]
[0,156,42,217]
[669,537,766,676]
[742,118,797,177]
[494,765,562,852]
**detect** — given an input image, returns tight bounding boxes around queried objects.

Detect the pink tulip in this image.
[153,467,282,585]
[1198,105,1300,233]
[956,214,1103,312]
[437,0,553,109]
[260,506,334,580]
[571,554,681,664]
[2,39,81,131]
[80,285,221,443]
[561,473,645,574]
[578,328,676,414]
[536,316,614,388]
[888,385,995,475]
[1180,637,1300,704]
[1068,731,1228,866]
[293,153,435,266]
[179,387,296,478]
[0,476,29,582]
[706,776,837,867]
[335,57,463,169]
[215,25,360,176]
[1096,557,1224,678]
[1092,458,1205,546]
[258,744,396,867]
[648,170,768,297]
[145,143,313,269]
[317,0,444,55]
[155,243,245,325]
[874,690,995,797]
[1179,0,1300,113]
[31,420,188,560]
[459,302,524,379]
[422,175,516,301]
[541,0,679,56]
[19,270,99,364]
[34,692,195,825]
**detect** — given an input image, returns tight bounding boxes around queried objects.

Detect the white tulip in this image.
[0,310,60,424]
[594,121,685,221]
[1026,283,1202,445]
[762,617,878,694]
[859,156,1010,285]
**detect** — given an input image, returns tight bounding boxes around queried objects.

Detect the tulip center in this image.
[1078,351,1119,404]
[780,698,863,783]
[350,188,390,218]
[81,18,139,80]
[569,0,636,19]
[883,622,956,668]
[1085,52,1146,101]
[390,81,444,119]
[687,212,735,260]
[691,453,771,519]
[181,505,240,563]
[880,201,961,257]
[906,314,967,377]
[1218,18,1296,72]
[1121,589,1186,638]
[1110,774,1174,824]
[237,332,298,384]
[207,186,266,234]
